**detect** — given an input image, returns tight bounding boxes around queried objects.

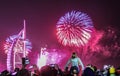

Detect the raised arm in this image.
[78,58,84,70]
[65,58,71,71]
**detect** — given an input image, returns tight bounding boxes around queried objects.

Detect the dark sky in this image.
[0,0,120,53]
[0,0,120,50]
[0,0,119,51]
[0,0,120,70]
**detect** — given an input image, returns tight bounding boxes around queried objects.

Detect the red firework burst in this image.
[56,11,94,47]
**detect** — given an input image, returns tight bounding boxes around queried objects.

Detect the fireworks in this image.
[4,35,32,54]
[56,11,94,47]
[37,48,66,69]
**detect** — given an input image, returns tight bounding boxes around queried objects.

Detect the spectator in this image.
[82,64,95,76]
[16,65,30,76]
[65,52,84,76]
[109,66,116,76]
[40,65,57,76]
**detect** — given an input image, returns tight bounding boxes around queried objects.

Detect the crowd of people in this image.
[0,52,120,76]
[0,64,120,76]
[82,64,120,76]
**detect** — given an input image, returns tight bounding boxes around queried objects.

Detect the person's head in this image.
[14,68,20,72]
[72,52,77,58]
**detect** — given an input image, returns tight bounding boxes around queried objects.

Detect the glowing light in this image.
[37,48,48,69]
[4,35,32,54]
[37,49,66,69]
[4,34,32,72]
[56,11,94,47]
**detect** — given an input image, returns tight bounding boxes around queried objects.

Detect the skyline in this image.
[0,0,120,49]
[0,0,120,71]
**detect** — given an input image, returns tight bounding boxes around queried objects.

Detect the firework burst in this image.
[4,35,32,54]
[56,11,94,47]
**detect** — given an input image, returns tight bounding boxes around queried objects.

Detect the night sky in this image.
[0,0,120,71]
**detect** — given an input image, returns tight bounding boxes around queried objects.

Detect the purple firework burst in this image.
[56,11,94,47]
